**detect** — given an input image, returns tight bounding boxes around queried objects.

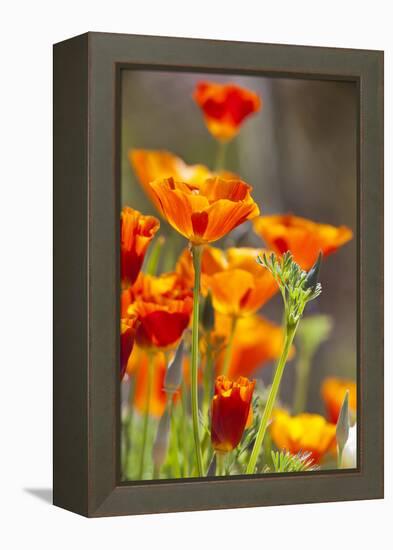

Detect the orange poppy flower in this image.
[121,206,160,286]
[176,246,278,312]
[149,177,259,245]
[129,149,236,213]
[211,375,256,452]
[206,247,278,316]
[175,246,228,292]
[321,377,357,424]
[127,272,193,350]
[120,317,137,380]
[194,81,261,141]
[253,214,353,270]
[128,347,167,417]
[270,410,336,463]
[214,314,293,378]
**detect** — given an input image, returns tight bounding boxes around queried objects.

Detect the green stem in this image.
[145,235,165,275]
[214,141,227,171]
[203,342,214,417]
[190,244,204,477]
[168,397,181,478]
[221,316,238,377]
[180,379,189,477]
[122,374,137,480]
[138,352,154,479]
[216,452,226,476]
[292,351,312,414]
[246,322,298,474]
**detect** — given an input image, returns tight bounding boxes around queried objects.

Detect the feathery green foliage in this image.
[265,450,319,473]
[257,251,322,328]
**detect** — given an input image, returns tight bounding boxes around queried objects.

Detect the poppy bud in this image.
[336,390,350,455]
[341,424,357,468]
[211,375,255,452]
[164,340,184,393]
[305,251,322,291]
[202,292,215,332]
[206,454,217,477]
[152,408,171,469]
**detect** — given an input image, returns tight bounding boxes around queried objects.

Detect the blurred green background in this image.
[121,69,357,416]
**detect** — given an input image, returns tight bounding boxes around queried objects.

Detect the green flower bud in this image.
[336,390,350,453]
[304,251,322,292]
[202,292,215,332]
[152,408,171,469]
[164,340,184,393]
[207,454,217,477]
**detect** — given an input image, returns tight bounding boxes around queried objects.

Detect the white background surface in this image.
[0,1,391,548]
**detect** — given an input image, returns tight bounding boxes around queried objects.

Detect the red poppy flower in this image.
[194,81,261,141]
[120,317,137,379]
[121,206,160,286]
[253,214,353,270]
[211,375,255,452]
[127,273,193,350]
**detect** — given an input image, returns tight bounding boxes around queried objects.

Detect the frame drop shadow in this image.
[24,488,53,504]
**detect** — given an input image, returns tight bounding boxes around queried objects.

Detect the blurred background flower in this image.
[214,314,294,379]
[270,409,336,463]
[253,214,352,270]
[193,81,261,141]
[321,377,357,423]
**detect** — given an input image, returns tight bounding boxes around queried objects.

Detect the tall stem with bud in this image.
[246,251,323,474]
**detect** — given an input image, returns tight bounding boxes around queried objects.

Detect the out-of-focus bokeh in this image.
[121,69,357,415]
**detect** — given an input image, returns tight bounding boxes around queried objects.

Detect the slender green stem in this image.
[246,322,298,474]
[168,397,181,478]
[214,141,227,171]
[221,316,238,377]
[216,452,226,476]
[138,352,154,479]
[122,373,137,480]
[190,244,204,477]
[145,235,165,275]
[292,351,312,414]
[180,379,189,477]
[203,341,214,417]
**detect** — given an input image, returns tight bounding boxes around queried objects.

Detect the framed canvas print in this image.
[53,32,384,517]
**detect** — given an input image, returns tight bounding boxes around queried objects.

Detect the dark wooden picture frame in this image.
[53,32,384,517]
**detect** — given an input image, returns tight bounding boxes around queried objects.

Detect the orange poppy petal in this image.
[202,199,259,243]
[150,177,259,244]
[253,214,353,270]
[120,206,160,285]
[270,410,336,464]
[215,314,293,378]
[133,349,168,417]
[207,269,255,316]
